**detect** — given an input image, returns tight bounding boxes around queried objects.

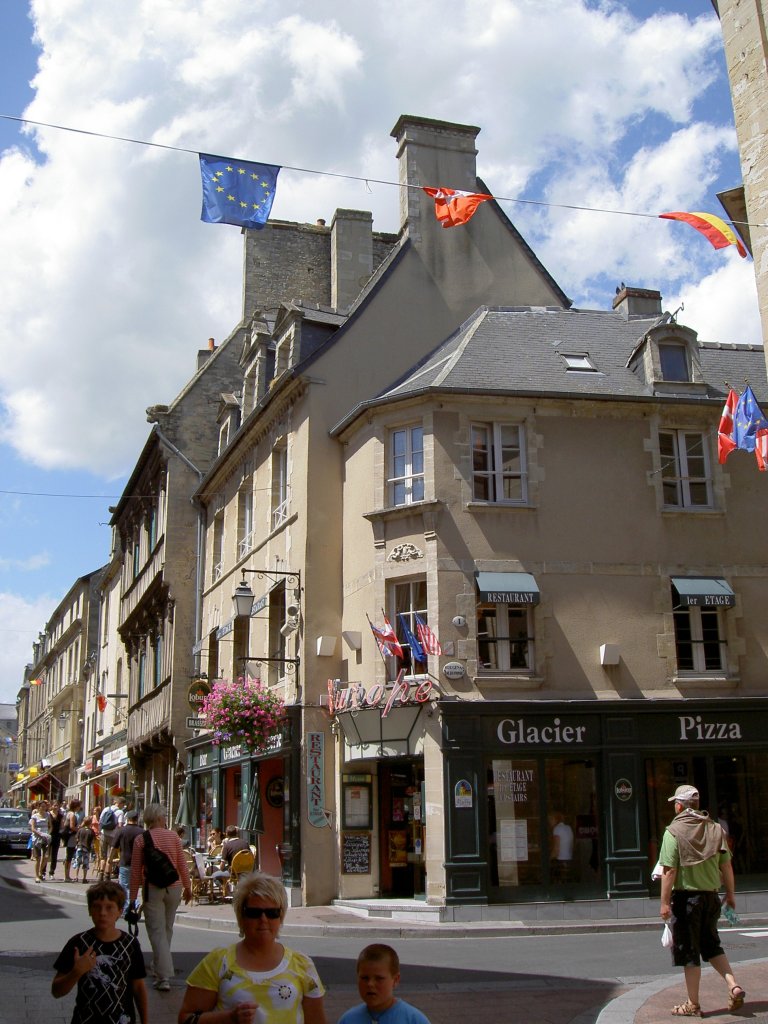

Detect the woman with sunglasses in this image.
[178,871,327,1024]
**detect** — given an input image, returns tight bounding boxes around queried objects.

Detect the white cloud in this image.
[0,553,51,572]
[0,591,57,705]
[0,0,760,477]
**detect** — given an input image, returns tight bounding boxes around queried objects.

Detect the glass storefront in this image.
[487,754,601,897]
[195,771,214,850]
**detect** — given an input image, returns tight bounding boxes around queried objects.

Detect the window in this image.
[392,579,428,673]
[659,430,712,508]
[673,606,726,673]
[471,423,527,503]
[218,421,230,455]
[211,510,224,583]
[389,425,424,506]
[271,442,288,529]
[560,353,597,372]
[148,504,158,551]
[659,343,690,382]
[238,484,254,559]
[137,648,147,699]
[132,537,141,578]
[477,603,534,672]
[154,634,163,687]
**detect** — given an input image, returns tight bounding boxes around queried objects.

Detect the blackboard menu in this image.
[341,831,371,874]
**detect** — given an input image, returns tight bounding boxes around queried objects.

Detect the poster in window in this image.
[499,818,528,861]
[343,784,371,829]
[388,830,408,867]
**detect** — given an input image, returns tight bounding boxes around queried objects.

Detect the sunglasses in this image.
[241,906,281,920]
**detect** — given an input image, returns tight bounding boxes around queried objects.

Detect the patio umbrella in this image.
[175,774,196,828]
[241,771,264,834]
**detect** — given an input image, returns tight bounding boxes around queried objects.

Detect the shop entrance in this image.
[645,753,768,883]
[378,760,425,898]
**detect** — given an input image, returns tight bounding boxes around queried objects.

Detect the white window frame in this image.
[271,443,288,530]
[561,353,597,372]
[238,485,254,559]
[471,422,527,504]
[659,429,713,509]
[477,602,535,673]
[673,606,726,674]
[211,511,224,583]
[389,425,425,506]
[391,579,428,674]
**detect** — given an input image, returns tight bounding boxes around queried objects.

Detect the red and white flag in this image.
[755,429,768,472]
[717,388,738,464]
[423,187,492,228]
[415,613,442,656]
[369,615,404,658]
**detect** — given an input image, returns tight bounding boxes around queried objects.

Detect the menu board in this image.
[341,831,371,874]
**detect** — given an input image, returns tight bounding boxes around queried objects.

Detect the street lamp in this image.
[231,568,301,619]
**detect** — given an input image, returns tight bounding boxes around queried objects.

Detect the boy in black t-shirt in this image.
[52,880,147,1024]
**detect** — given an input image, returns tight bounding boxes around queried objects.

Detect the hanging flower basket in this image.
[201,678,285,749]
[110,785,126,797]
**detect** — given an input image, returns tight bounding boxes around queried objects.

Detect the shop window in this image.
[673,606,726,673]
[659,429,712,509]
[391,579,428,674]
[477,603,534,672]
[389,425,424,506]
[471,422,527,503]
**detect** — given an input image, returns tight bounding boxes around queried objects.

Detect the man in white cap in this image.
[659,784,745,1016]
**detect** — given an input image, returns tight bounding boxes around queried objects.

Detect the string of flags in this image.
[718,385,768,471]
[0,113,751,256]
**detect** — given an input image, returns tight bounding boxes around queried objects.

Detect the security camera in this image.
[280,618,299,638]
[286,604,299,619]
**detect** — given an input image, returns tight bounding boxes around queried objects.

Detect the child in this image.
[73,820,95,884]
[52,880,147,1024]
[338,944,431,1024]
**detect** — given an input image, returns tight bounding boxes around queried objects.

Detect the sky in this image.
[0,0,762,708]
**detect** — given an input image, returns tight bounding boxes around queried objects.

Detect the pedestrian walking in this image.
[48,799,65,879]
[62,799,83,882]
[178,870,326,1024]
[29,799,51,882]
[338,943,431,1024]
[98,797,126,880]
[129,802,191,993]
[52,879,147,1024]
[659,784,746,1016]
[74,819,96,883]
[110,808,143,902]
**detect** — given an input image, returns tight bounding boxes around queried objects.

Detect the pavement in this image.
[1,854,766,1024]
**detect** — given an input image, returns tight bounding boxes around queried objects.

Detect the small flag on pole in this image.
[415,613,442,656]
[398,613,427,664]
[718,389,738,464]
[368,616,404,658]
[200,153,280,229]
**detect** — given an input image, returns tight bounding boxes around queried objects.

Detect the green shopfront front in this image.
[440,698,768,905]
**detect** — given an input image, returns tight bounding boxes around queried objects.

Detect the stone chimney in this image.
[331,209,373,312]
[390,115,481,242]
[197,337,217,372]
[612,286,662,320]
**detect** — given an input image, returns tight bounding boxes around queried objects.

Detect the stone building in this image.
[11,567,106,806]
[108,335,244,813]
[714,0,768,361]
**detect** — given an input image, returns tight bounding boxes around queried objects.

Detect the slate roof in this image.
[333,306,768,432]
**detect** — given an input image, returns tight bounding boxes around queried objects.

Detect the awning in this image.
[336,704,425,761]
[671,577,735,608]
[476,571,540,605]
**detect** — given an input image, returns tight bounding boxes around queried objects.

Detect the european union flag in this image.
[733,385,768,453]
[199,153,280,229]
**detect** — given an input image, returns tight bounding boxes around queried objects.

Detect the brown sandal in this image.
[728,987,745,1011]
[672,1001,701,1017]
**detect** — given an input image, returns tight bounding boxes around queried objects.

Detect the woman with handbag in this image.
[29,800,51,882]
[47,800,64,879]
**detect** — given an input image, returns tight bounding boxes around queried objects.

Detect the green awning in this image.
[671,577,735,608]
[475,572,540,605]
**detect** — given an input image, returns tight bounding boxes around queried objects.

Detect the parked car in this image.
[0,808,32,857]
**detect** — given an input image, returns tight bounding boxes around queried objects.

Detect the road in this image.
[1,866,765,1024]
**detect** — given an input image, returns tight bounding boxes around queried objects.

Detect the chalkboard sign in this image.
[341,831,371,874]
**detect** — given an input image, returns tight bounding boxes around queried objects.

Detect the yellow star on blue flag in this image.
[199,153,280,229]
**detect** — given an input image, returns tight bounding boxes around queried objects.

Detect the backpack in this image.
[142,830,180,890]
[99,807,118,831]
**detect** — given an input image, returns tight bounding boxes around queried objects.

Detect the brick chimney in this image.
[612,286,662,320]
[390,115,481,242]
[197,337,217,372]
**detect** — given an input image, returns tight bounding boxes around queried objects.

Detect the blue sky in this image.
[0,0,761,705]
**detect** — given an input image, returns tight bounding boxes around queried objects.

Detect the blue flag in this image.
[398,613,426,664]
[733,385,768,453]
[199,153,280,229]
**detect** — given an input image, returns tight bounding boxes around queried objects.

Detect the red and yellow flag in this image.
[659,211,747,258]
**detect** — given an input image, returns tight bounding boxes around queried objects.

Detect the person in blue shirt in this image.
[338,944,431,1024]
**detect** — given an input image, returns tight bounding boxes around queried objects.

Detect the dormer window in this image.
[659,342,690,382]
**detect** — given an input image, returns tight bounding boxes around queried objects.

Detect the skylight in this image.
[560,353,597,372]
